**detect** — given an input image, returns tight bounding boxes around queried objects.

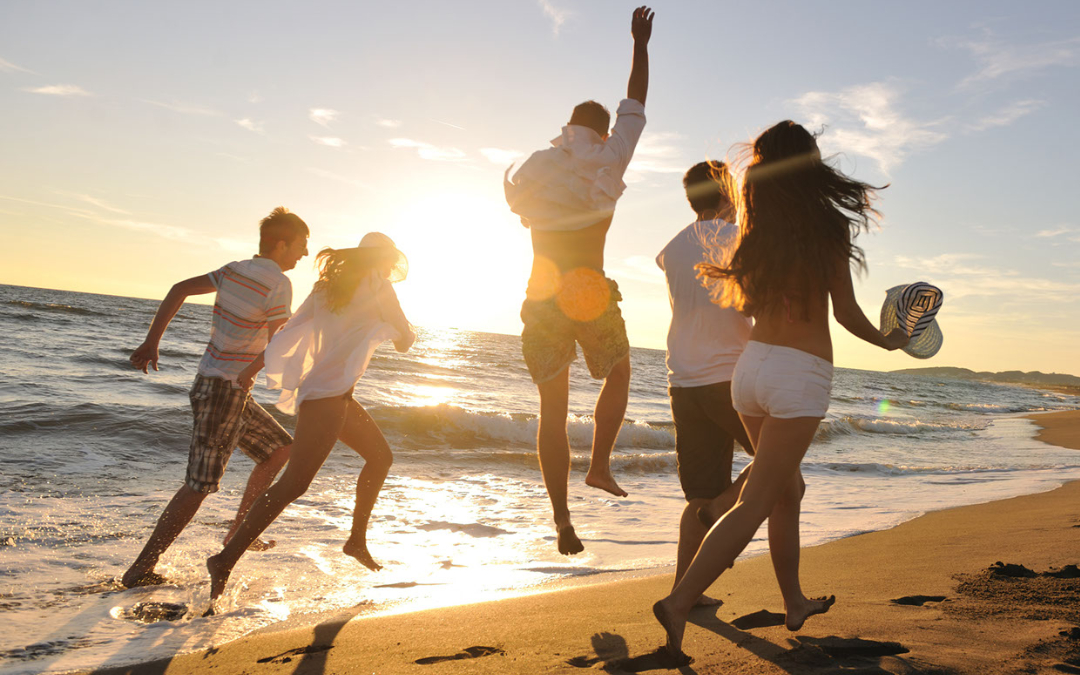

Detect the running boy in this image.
[121,207,309,588]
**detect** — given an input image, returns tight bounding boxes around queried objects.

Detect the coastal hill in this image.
[894,367,1080,393]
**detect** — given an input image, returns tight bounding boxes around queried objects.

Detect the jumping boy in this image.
[503,6,654,555]
[121,207,309,587]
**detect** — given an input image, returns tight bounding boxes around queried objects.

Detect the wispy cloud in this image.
[388,138,467,161]
[431,118,466,131]
[305,167,371,190]
[1035,225,1079,239]
[376,118,402,128]
[894,252,1080,303]
[967,99,1046,132]
[790,82,948,174]
[309,108,339,127]
[141,99,220,116]
[608,255,665,285]
[310,136,346,148]
[627,131,688,175]
[235,118,265,134]
[248,91,263,104]
[0,57,37,75]
[60,193,130,215]
[943,32,1080,89]
[538,0,571,36]
[480,147,524,165]
[24,84,91,97]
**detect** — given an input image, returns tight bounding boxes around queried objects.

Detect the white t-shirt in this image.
[504,98,646,231]
[656,218,751,387]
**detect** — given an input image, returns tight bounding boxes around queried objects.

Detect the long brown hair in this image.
[698,121,884,315]
[313,247,391,313]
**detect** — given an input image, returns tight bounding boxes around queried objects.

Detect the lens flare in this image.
[877,399,891,414]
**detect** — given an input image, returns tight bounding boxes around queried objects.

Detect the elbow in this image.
[833,307,856,328]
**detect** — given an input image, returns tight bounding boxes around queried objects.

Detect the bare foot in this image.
[121,569,168,588]
[693,594,723,608]
[343,539,383,571]
[652,598,688,657]
[585,470,628,498]
[786,594,836,631]
[206,554,232,603]
[557,525,585,555]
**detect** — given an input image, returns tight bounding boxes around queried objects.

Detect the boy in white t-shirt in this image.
[656,162,751,599]
[121,207,309,588]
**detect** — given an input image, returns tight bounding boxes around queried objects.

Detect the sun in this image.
[386,187,533,334]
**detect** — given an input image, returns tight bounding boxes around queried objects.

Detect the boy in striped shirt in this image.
[122,207,309,588]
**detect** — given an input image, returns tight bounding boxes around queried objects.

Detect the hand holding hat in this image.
[880,282,943,359]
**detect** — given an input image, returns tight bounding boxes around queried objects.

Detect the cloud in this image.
[0,57,37,75]
[1036,226,1076,238]
[141,99,221,116]
[305,167,371,189]
[248,91,263,104]
[235,118,265,134]
[627,131,688,175]
[538,0,571,36]
[388,138,467,161]
[309,108,339,127]
[24,84,91,97]
[376,118,402,128]
[310,136,346,148]
[66,193,130,215]
[967,99,1046,132]
[893,252,1080,303]
[790,82,949,174]
[608,255,665,285]
[480,147,524,165]
[944,33,1080,89]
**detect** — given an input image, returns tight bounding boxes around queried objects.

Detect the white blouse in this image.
[264,273,405,414]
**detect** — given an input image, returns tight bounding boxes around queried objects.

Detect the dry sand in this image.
[89,417,1080,675]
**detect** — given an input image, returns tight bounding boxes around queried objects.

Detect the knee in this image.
[370,445,393,473]
[606,358,631,386]
[276,477,312,503]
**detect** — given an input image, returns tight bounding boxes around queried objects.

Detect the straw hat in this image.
[357,232,408,283]
[880,282,943,359]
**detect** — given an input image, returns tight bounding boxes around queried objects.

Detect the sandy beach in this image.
[79,413,1080,675]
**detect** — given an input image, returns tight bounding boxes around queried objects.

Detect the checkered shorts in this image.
[186,374,293,494]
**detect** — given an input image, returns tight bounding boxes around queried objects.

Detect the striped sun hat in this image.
[880,282,944,359]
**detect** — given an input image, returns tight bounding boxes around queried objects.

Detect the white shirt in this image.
[656,219,751,387]
[264,273,404,414]
[504,98,646,231]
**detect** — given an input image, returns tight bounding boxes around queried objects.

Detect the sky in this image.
[2,1,1079,374]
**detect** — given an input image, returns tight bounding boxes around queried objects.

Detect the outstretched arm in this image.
[131,275,216,373]
[376,283,416,353]
[627,6,654,106]
[830,258,908,351]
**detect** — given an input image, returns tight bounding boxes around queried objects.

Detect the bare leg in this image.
[338,399,393,571]
[585,354,630,498]
[675,497,724,606]
[696,462,751,528]
[769,470,834,630]
[536,367,582,554]
[207,397,347,603]
[122,484,207,587]
[653,416,821,655]
[223,443,291,551]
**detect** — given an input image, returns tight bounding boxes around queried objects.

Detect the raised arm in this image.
[627,6,654,105]
[830,258,908,351]
[131,275,216,373]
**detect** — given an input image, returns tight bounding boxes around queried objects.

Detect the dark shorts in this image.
[186,374,293,494]
[521,274,630,384]
[669,381,752,501]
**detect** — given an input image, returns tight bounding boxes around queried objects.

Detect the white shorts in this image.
[731,341,834,419]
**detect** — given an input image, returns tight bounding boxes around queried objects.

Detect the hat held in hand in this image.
[880,282,943,359]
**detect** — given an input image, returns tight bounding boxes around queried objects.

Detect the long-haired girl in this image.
[207,232,415,605]
[653,121,908,657]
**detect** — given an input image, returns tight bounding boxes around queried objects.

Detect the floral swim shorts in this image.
[520,271,630,384]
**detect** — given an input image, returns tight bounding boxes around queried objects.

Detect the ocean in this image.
[2,283,1079,675]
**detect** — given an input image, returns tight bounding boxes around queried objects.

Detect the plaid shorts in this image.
[186,374,293,494]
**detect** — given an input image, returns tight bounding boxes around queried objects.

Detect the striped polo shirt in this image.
[197,257,293,382]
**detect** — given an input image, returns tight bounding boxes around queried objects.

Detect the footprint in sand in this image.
[414,646,505,665]
[890,595,947,606]
[256,644,332,664]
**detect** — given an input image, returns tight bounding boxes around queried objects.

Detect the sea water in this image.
[2,283,1079,674]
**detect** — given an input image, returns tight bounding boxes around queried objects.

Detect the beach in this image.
[75,412,1080,674]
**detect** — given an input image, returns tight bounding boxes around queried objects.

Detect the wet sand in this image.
[87,417,1080,674]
